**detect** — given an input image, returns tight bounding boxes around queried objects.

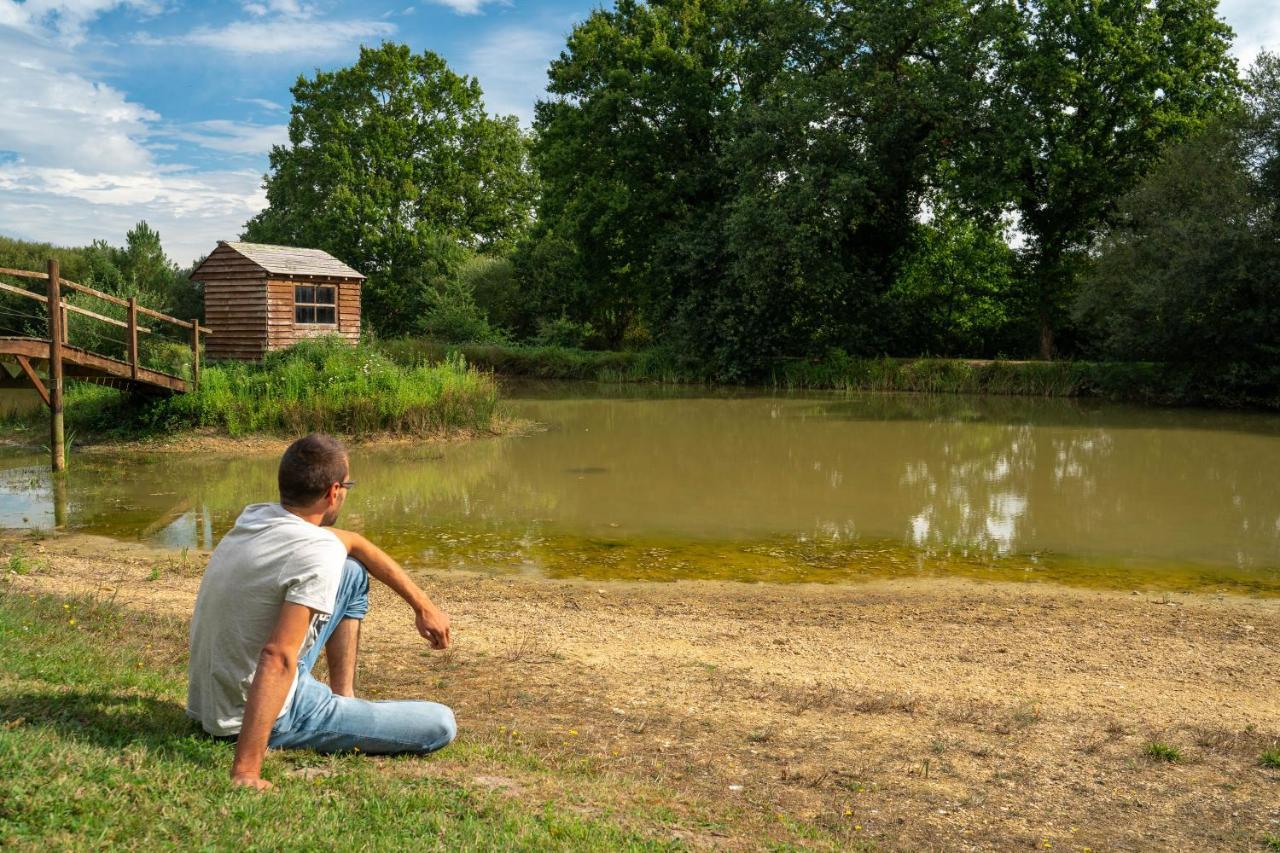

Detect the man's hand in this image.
[331,527,452,651]
[416,604,451,649]
[231,772,274,791]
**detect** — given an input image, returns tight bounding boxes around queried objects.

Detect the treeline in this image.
[0,224,202,368]
[5,2,1276,406]
[241,4,1278,404]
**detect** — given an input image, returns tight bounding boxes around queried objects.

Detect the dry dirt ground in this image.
[5,531,1279,851]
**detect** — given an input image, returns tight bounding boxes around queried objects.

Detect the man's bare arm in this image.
[230,601,314,789]
[329,529,450,649]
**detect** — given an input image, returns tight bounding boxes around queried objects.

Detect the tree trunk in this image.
[1038,311,1054,361]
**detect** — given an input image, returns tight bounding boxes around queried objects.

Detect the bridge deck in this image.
[0,336,186,396]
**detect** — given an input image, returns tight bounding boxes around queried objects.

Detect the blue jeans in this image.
[267,558,457,754]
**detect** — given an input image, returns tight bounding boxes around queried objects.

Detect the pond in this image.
[3,384,1279,593]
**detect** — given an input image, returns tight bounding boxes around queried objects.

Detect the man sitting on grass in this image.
[186,433,455,790]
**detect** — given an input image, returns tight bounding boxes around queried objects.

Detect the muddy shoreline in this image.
[5,530,1278,850]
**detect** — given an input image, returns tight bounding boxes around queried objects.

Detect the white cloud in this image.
[0,17,268,264]
[1219,1,1280,63]
[168,120,288,156]
[236,97,286,112]
[428,0,506,16]
[0,35,157,172]
[241,0,311,19]
[135,17,394,55]
[0,0,161,44]
[464,24,565,125]
[0,166,265,265]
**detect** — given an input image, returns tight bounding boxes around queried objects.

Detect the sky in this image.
[1,0,1277,266]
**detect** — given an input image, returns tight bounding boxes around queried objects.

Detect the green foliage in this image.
[459,255,535,338]
[993,0,1238,357]
[1143,741,1183,763]
[1077,54,1280,408]
[531,0,1007,375]
[0,590,673,850]
[161,337,499,437]
[14,339,501,441]
[887,213,1023,357]
[417,277,507,345]
[1260,749,1280,769]
[533,316,596,350]
[0,226,202,347]
[243,43,536,337]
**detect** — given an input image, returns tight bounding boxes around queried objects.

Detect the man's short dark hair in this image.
[279,433,348,507]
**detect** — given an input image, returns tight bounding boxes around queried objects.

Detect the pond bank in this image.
[378,339,1279,409]
[6,531,1278,850]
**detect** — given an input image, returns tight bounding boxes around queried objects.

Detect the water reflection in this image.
[0,388,1277,591]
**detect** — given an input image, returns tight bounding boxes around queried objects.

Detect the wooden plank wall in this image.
[198,245,269,360]
[265,278,361,351]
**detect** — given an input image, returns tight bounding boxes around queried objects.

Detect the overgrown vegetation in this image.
[0,588,669,849]
[377,338,1218,405]
[4,338,500,442]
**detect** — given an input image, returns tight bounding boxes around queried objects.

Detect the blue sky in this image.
[1,0,1277,265]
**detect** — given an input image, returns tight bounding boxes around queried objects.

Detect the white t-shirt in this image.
[186,502,348,736]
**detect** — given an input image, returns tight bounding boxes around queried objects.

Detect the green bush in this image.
[417,278,507,345]
[164,337,499,437]
[533,316,596,349]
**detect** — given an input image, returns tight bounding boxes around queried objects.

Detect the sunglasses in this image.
[337,480,356,490]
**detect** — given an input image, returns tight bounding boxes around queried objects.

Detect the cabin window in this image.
[295,285,337,325]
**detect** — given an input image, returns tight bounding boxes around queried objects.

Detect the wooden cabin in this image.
[191,241,363,361]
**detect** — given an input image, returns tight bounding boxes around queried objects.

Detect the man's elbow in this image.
[257,644,298,678]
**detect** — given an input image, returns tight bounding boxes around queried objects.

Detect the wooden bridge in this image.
[0,260,209,470]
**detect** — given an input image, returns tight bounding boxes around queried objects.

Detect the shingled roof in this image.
[213,241,365,279]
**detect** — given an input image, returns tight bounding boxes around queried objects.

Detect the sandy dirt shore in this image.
[5,531,1278,851]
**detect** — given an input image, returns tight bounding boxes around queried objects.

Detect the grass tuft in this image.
[1260,749,1280,769]
[1143,741,1182,763]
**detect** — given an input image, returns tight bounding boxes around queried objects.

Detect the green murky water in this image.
[3,384,1279,593]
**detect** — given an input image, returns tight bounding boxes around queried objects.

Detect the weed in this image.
[6,547,47,576]
[1260,750,1280,769]
[1265,833,1280,851]
[145,565,161,582]
[1143,741,1182,763]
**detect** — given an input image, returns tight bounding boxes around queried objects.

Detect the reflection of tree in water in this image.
[899,424,1118,557]
[900,423,1035,556]
[50,438,551,555]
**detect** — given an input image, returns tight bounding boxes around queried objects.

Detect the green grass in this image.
[1260,749,1280,769]
[377,338,697,385]
[377,337,1261,408]
[4,337,503,441]
[1143,741,1183,763]
[0,588,671,850]
[1265,833,1280,851]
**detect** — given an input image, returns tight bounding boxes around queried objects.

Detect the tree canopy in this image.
[243,43,535,336]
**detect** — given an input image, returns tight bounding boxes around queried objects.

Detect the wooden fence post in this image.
[191,319,201,392]
[46,258,65,472]
[127,297,139,380]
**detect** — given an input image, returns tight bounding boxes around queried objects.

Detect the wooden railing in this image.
[0,259,211,471]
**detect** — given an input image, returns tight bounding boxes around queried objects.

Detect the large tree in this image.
[531,0,1005,375]
[244,43,536,336]
[994,0,1237,358]
[1076,53,1280,405]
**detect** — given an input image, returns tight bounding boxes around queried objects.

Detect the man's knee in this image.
[339,557,369,620]
[416,703,457,753]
